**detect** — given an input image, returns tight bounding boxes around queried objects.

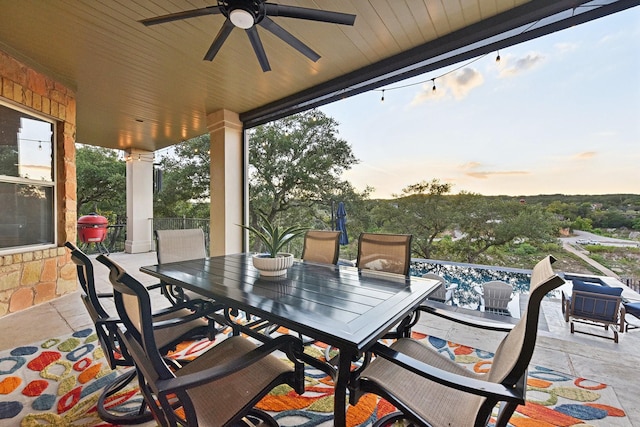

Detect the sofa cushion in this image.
[624,302,640,318]
[572,280,622,296]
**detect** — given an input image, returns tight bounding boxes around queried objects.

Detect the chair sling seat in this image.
[155,228,208,304]
[360,339,486,426]
[174,336,293,425]
[302,230,341,265]
[152,308,210,350]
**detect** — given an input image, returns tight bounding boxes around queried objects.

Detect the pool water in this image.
[410,259,534,316]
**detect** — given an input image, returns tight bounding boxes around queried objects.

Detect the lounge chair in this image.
[623,301,640,332]
[349,255,565,427]
[477,280,513,313]
[563,279,625,342]
[422,273,457,304]
[98,254,305,426]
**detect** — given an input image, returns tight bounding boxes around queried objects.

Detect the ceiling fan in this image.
[140,0,356,72]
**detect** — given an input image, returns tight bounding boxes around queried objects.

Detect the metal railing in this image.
[151,217,210,253]
[77,218,210,254]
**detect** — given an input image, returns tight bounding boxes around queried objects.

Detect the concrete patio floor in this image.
[1,251,639,426]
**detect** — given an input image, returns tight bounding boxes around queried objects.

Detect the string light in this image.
[496,50,501,63]
[381,89,385,102]
[431,79,436,92]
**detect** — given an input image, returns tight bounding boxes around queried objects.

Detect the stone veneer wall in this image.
[0,50,77,317]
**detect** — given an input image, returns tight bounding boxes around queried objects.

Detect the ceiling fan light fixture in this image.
[230,8,254,29]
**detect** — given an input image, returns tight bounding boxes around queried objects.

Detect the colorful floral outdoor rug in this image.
[0,328,630,426]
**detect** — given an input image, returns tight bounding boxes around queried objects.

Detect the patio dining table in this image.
[141,253,440,426]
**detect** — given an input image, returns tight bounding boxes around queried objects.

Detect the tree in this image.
[385,179,453,259]
[571,216,593,232]
[75,144,125,220]
[248,109,360,227]
[154,135,211,218]
[451,193,558,263]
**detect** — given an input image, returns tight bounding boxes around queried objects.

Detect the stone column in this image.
[207,110,245,256]
[125,148,154,253]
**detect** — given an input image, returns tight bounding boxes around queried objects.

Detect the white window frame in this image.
[0,98,57,255]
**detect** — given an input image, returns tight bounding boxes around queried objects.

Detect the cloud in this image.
[445,68,484,99]
[459,161,482,170]
[410,67,484,105]
[574,151,597,159]
[554,42,579,54]
[465,170,530,179]
[499,52,545,77]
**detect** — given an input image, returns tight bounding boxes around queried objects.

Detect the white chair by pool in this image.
[476,281,513,313]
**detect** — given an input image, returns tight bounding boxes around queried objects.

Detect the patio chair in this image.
[301,230,341,264]
[155,228,207,304]
[65,242,221,424]
[564,279,624,343]
[98,254,305,427]
[349,255,565,427]
[422,273,457,304]
[356,232,413,276]
[477,281,513,313]
[623,301,639,332]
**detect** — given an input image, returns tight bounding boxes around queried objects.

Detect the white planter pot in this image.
[252,253,294,277]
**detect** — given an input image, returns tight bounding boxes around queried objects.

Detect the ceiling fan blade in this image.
[203,20,235,61]
[264,4,356,26]
[139,6,222,26]
[246,27,271,72]
[259,17,320,62]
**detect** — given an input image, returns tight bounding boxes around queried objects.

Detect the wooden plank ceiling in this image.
[0,0,633,152]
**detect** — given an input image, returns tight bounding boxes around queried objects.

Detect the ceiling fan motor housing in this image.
[219,0,266,27]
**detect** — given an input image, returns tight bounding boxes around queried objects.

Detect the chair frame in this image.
[356,232,413,276]
[622,301,639,332]
[155,228,208,305]
[301,230,341,265]
[65,242,221,424]
[478,280,513,313]
[349,255,565,427]
[98,254,305,427]
[564,289,624,343]
[422,273,457,304]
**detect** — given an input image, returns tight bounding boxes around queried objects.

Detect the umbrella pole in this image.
[331,200,335,231]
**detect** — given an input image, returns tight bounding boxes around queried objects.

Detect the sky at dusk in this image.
[320,7,640,199]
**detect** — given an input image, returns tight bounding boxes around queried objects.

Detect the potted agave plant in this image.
[239,214,308,277]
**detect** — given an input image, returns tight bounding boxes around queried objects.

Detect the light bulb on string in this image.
[431,79,436,93]
[381,89,385,102]
[496,50,501,63]
[38,141,42,151]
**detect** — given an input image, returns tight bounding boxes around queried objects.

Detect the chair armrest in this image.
[95,316,121,325]
[152,299,223,320]
[367,342,524,403]
[418,303,515,332]
[96,292,114,298]
[155,335,303,393]
[145,282,163,291]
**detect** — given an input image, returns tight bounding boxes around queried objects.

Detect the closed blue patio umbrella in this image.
[336,202,348,245]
